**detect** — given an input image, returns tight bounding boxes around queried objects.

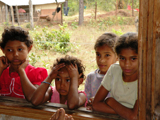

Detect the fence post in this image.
[79,0,84,25]
[10,6,14,26]
[5,5,8,24]
[29,0,34,29]
[16,6,20,26]
[95,2,97,20]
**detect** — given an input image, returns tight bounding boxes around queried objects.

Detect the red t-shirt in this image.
[0,64,48,99]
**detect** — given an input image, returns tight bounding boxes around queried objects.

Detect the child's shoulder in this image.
[110,63,120,69]
[26,64,48,75]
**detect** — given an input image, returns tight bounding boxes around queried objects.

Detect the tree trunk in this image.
[79,0,84,25]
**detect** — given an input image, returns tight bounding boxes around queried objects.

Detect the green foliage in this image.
[26,23,30,28]
[71,22,78,29]
[32,24,71,54]
[29,52,41,66]
[112,28,123,36]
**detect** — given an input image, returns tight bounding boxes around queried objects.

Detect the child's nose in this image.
[125,60,131,67]
[60,81,65,87]
[13,51,19,56]
[99,57,106,63]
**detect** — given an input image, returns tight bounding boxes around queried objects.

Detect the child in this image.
[0,26,48,100]
[84,33,118,108]
[30,55,87,110]
[92,32,138,120]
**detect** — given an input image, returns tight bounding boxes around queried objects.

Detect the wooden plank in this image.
[139,0,160,119]
[0,96,124,120]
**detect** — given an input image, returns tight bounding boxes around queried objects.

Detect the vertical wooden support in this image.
[79,0,84,25]
[95,2,97,20]
[5,5,8,23]
[0,6,2,24]
[138,0,160,119]
[16,6,20,26]
[132,0,134,16]
[10,6,14,26]
[61,3,63,25]
[29,0,34,29]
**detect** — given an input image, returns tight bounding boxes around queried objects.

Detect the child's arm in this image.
[66,64,86,109]
[30,63,65,106]
[106,98,138,120]
[92,85,116,114]
[0,56,9,76]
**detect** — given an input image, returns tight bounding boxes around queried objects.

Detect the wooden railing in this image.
[0,96,124,120]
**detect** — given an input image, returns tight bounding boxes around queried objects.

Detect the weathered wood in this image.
[61,3,63,25]
[16,6,20,26]
[5,5,8,23]
[10,6,14,26]
[29,0,34,29]
[0,96,124,120]
[138,0,160,119]
[95,2,97,20]
[79,0,84,25]
[132,0,134,16]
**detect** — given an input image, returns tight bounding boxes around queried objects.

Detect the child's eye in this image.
[96,53,101,57]
[56,78,61,81]
[66,79,70,82]
[105,54,110,57]
[119,57,125,60]
[131,58,137,61]
[7,49,12,52]
[18,48,23,51]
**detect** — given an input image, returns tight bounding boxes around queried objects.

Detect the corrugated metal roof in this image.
[0,0,65,6]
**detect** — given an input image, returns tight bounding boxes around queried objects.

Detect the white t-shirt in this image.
[101,63,137,108]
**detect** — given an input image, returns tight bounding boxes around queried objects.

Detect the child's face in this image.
[119,48,138,78]
[95,45,117,74]
[55,67,71,96]
[2,40,31,66]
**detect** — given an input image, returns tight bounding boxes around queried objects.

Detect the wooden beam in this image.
[0,96,124,120]
[138,0,160,119]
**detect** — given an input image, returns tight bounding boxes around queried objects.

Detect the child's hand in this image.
[86,97,94,110]
[0,56,9,71]
[66,64,79,80]
[49,63,65,79]
[18,60,29,72]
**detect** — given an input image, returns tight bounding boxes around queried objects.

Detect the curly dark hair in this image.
[115,32,138,55]
[0,26,33,49]
[53,55,85,79]
[94,32,118,52]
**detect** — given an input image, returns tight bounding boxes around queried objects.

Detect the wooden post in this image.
[10,6,14,26]
[79,0,84,25]
[95,2,97,20]
[16,6,20,26]
[5,5,8,24]
[29,0,34,29]
[61,3,63,25]
[138,0,160,119]
[115,0,118,16]
[0,6,2,24]
[132,0,134,16]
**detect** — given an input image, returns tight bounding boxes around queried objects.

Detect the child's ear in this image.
[28,45,32,52]
[78,78,83,86]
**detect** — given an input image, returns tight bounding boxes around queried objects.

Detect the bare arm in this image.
[92,85,116,114]
[106,98,138,120]
[30,63,65,106]
[67,64,86,109]
[0,56,9,76]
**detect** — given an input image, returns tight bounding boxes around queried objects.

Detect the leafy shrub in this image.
[32,24,71,54]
